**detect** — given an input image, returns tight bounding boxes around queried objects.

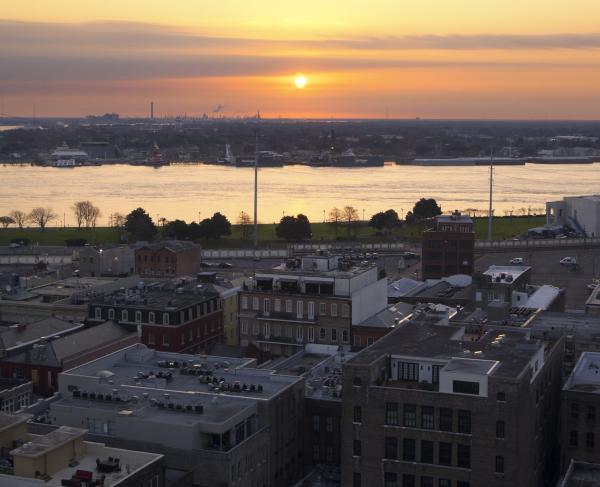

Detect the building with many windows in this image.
[340,309,564,487]
[238,253,387,356]
[561,352,600,473]
[135,240,201,278]
[88,279,223,353]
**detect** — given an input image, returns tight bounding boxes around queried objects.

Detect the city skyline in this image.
[2,0,600,119]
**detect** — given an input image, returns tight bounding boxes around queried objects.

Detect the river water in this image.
[0,163,597,225]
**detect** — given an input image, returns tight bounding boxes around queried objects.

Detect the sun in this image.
[294,73,308,89]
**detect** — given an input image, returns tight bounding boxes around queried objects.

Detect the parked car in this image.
[218,262,233,268]
[560,256,577,266]
[200,262,214,268]
[509,257,524,265]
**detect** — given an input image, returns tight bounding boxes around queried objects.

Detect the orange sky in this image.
[2,1,600,118]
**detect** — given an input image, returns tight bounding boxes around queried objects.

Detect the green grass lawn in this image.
[0,215,546,247]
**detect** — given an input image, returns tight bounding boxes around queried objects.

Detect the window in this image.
[587,432,595,449]
[438,480,451,487]
[402,438,416,461]
[95,307,102,320]
[401,474,414,487]
[274,299,281,312]
[108,308,115,320]
[399,362,419,381]
[457,482,470,487]
[353,406,362,423]
[296,327,303,341]
[457,444,470,468]
[403,404,417,427]
[588,406,596,421]
[147,332,155,345]
[367,337,374,346]
[342,329,349,343]
[421,477,433,487]
[421,440,433,463]
[453,380,480,395]
[386,402,399,425]
[326,416,333,433]
[439,408,453,432]
[353,440,361,456]
[148,312,155,324]
[297,301,304,319]
[385,436,398,459]
[163,313,170,325]
[252,297,259,311]
[308,301,315,319]
[263,323,270,339]
[384,472,398,487]
[253,323,260,336]
[286,299,292,313]
[241,321,248,335]
[353,473,361,487]
[570,430,578,447]
[331,303,338,316]
[342,304,350,318]
[571,403,580,419]
[439,442,452,466]
[121,309,129,321]
[162,334,169,346]
[432,365,441,384]
[496,420,505,439]
[319,303,326,315]
[319,327,326,340]
[264,298,271,314]
[312,415,320,432]
[354,335,362,347]
[457,410,471,434]
[308,327,315,342]
[135,310,142,323]
[421,406,434,429]
[495,455,504,474]
[241,296,248,309]
[331,328,338,342]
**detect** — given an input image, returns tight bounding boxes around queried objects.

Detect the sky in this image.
[2,0,600,119]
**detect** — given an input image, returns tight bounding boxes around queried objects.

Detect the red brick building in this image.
[135,240,200,278]
[88,282,223,353]
[421,213,475,279]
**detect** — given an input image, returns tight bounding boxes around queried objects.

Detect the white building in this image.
[546,195,600,237]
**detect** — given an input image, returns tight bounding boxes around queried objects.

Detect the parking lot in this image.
[476,248,600,310]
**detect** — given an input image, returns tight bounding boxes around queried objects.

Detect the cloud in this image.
[2,19,600,84]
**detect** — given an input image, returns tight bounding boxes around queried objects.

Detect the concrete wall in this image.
[350,278,387,325]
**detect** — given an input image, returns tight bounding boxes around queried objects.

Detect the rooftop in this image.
[560,460,600,487]
[564,352,600,394]
[11,426,86,458]
[0,318,83,353]
[357,302,414,329]
[136,240,198,253]
[436,214,473,224]
[483,265,530,284]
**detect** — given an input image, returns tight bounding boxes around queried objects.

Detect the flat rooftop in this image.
[63,344,301,403]
[30,277,121,298]
[483,265,530,284]
[527,312,600,341]
[11,427,86,458]
[561,460,600,487]
[347,314,545,380]
[564,352,600,394]
[0,412,27,433]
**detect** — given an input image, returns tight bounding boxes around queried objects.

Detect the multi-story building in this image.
[561,352,600,472]
[238,253,387,356]
[422,213,475,279]
[43,343,305,487]
[88,280,223,353]
[546,195,600,237]
[340,310,564,487]
[135,240,200,278]
[0,378,31,413]
[0,414,167,487]
[473,265,532,308]
[77,245,135,277]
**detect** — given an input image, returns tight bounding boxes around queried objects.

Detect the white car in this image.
[560,257,577,266]
[509,257,523,265]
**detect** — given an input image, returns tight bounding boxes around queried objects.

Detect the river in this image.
[0,163,597,226]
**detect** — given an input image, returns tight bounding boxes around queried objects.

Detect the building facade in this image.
[238,254,387,356]
[422,214,475,279]
[135,240,201,278]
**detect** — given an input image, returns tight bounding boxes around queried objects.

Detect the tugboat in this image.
[143,142,169,167]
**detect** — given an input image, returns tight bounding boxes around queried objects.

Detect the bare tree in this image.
[109,212,126,228]
[29,207,57,231]
[237,211,252,239]
[88,206,101,228]
[328,207,343,236]
[0,216,15,228]
[342,206,359,235]
[9,210,28,229]
[72,201,101,229]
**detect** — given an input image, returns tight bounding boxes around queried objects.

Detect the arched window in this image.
[135,311,142,323]
[121,310,128,322]
[95,307,102,320]
[108,308,115,320]
[148,312,155,324]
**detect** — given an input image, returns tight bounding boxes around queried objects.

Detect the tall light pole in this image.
[487,150,494,242]
[253,130,259,250]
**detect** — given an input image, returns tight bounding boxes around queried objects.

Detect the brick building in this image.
[88,280,223,353]
[135,240,200,278]
[341,310,564,487]
[238,253,387,356]
[422,213,475,279]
